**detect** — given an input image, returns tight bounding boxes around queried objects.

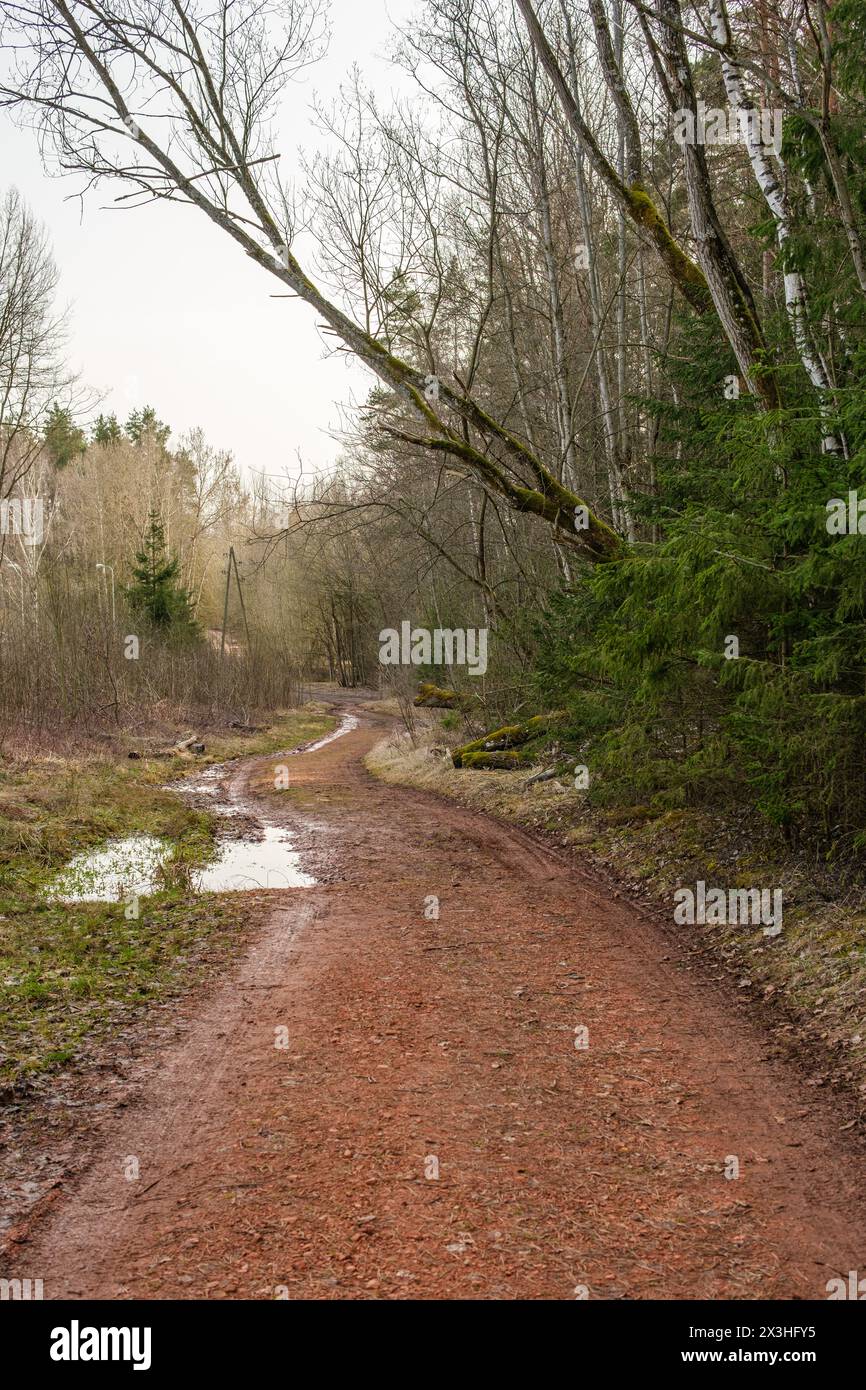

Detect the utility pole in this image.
[220,546,251,659]
[231,548,252,650]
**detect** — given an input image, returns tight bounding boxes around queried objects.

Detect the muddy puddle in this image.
[46,834,175,904]
[46,713,355,904]
[304,714,358,752]
[45,826,315,903]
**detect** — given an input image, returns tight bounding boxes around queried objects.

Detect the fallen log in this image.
[413,682,465,709]
[524,767,558,788]
[459,749,531,770]
[452,711,566,767]
[154,734,202,758]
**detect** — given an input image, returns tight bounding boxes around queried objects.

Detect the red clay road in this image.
[4,703,866,1299]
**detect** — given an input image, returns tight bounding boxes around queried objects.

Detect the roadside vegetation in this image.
[0,709,334,1090]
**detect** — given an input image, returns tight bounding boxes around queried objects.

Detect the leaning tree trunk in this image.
[654,0,782,413]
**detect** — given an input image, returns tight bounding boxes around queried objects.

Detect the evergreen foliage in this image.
[124,510,199,640]
[44,403,86,467]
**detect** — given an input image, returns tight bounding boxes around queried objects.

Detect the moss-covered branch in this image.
[515,0,712,315]
[452,712,566,768]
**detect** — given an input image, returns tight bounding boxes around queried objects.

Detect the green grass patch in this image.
[0,709,335,1087]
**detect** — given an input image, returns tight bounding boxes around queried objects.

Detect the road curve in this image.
[5,702,866,1300]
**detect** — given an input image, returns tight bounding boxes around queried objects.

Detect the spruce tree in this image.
[125,406,170,448]
[125,511,198,638]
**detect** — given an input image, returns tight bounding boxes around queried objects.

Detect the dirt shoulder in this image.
[3,700,866,1299]
[367,721,866,1124]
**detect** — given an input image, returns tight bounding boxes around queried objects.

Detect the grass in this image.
[0,708,335,1088]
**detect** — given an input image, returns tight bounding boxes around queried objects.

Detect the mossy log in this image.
[413,682,466,709]
[459,749,530,770]
[452,711,566,767]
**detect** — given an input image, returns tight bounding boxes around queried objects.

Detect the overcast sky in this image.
[0,0,417,484]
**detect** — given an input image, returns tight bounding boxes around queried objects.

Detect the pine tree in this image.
[125,406,170,448]
[44,403,86,467]
[92,412,122,444]
[125,511,198,638]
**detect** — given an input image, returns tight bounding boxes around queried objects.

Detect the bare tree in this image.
[0,187,71,531]
[0,0,620,559]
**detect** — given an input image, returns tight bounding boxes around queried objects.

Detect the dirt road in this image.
[6,703,866,1299]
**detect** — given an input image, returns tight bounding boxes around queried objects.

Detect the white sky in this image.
[0,0,418,484]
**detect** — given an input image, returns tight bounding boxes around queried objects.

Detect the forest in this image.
[2,0,866,1323]
[2,0,865,856]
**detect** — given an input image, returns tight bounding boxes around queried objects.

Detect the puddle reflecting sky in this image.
[46,835,172,903]
[190,827,315,892]
[47,826,315,903]
[304,714,358,753]
[44,713,356,903]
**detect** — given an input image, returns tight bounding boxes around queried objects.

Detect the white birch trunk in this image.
[709,0,842,454]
